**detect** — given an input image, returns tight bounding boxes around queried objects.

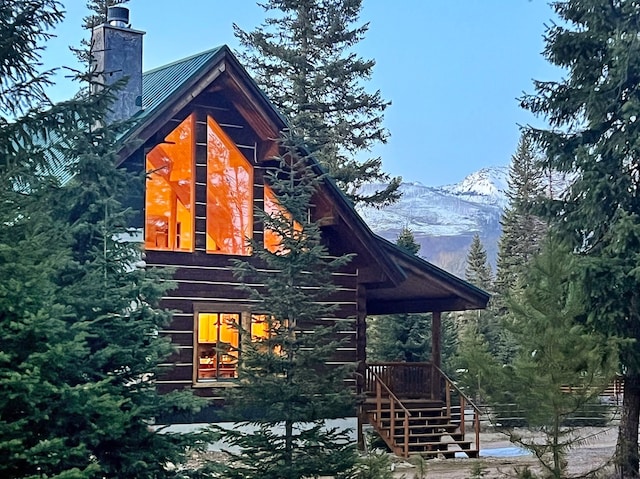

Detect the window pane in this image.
[264,185,302,253]
[251,314,270,340]
[197,312,240,380]
[206,116,253,255]
[145,114,194,251]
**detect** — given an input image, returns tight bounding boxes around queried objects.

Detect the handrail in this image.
[365,364,411,457]
[434,365,482,454]
[433,365,482,414]
[365,365,411,416]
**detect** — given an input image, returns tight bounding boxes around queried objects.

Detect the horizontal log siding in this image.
[151,106,359,397]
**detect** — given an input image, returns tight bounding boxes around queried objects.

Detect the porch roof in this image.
[364,236,490,314]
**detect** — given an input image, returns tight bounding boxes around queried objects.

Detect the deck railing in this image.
[365,362,438,399]
[364,362,482,456]
[364,364,411,457]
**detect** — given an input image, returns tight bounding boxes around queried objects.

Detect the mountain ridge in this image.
[357,167,508,278]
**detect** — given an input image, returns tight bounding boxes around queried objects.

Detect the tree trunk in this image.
[616,371,640,478]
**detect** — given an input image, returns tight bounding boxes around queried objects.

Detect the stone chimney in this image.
[91,6,144,123]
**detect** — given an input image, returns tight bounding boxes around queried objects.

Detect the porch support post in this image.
[431,311,442,400]
[356,284,367,451]
[432,311,441,369]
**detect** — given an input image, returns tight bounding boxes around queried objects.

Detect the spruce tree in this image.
[0,3,207,477]
[520,1,640,475]
[368,228,431,363]
[489,237,618,479]
[216,139,358,479]
[465,233,493,291]
[495,133,546,299]
[453,322,499,403]
[83,0,129,29]
[234,0,401,207]
[459,234,503,356]
[395,226,420,255]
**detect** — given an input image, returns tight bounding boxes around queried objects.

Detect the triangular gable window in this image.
[206,115,252,255]
[144,113,253,256]
[145,114,195,251]
[264,185,302,254]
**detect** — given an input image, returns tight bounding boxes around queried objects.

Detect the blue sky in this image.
[44,1,560,186]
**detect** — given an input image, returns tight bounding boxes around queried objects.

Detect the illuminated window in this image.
[263,185,302,254]
[206,115,253,255]
[196,312,240,381]
[145,114,194,251]
[250,314,283,355]
[195,312,283,383]
[251,314,271,341]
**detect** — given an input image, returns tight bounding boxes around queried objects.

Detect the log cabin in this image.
[96,7,490,458]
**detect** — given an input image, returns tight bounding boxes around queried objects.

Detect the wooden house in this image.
[97,7,489,458]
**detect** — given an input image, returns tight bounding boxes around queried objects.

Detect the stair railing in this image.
[364,364,412,457]
[435,365,482,453]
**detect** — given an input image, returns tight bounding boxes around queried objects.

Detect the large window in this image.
[144,112,254,255]
[206,115,252,255]
[145,114,195,251]
[195,312,274,382]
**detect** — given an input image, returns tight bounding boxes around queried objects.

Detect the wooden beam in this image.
[366,297,481,315]
[432,311,441,370]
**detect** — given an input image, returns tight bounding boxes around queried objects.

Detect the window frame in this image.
[193,304,245,384]
[192,305,282,386]
[144,112,196,253]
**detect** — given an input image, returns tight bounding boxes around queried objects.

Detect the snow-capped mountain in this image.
[440,167,508,208]
[357,167,508,278]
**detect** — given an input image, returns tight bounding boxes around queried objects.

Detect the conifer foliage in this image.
[0,2,206,477]
[520,1,640,475]
[368,228,431,363]
[495,133,546,298]
[395,226,421,256]
[454,234,501,398]
[234,0,401,207]
[465,233,493,292]
[491,238,618,479]
[217,138,357,479]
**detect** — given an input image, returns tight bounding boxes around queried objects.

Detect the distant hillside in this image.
[357,167,508,278]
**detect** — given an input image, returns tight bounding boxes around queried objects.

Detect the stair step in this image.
[364,398,443,406]
[392,431,463,440]
[406,440,474,450]
[366,407,449,416]
[410,448,479,459]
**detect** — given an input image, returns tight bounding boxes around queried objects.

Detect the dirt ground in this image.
[389,427,617,478]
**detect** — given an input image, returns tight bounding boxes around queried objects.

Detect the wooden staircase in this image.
[362,362,481,459]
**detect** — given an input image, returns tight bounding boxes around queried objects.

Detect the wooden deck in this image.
[362,362,481,459]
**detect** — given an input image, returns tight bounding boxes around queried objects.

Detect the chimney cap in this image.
[107,6,130,28]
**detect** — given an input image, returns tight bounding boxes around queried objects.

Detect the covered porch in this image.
[358,238,489,458]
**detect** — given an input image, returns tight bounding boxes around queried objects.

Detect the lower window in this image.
[195,311,273,382]
[197,312,240,381]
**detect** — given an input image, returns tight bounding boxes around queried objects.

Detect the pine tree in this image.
[234,0,401,207]
[520,1,640,475]
[495,133,546,299]
[368,228,431,363]
[216,138,358,479]
[395,225,420,255]
[489,237,618,479]
[0,3,208,477]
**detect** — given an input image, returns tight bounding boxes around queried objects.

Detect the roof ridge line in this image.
[143,45,225,76]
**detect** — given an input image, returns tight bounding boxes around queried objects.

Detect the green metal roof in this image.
[136,46,222,122]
